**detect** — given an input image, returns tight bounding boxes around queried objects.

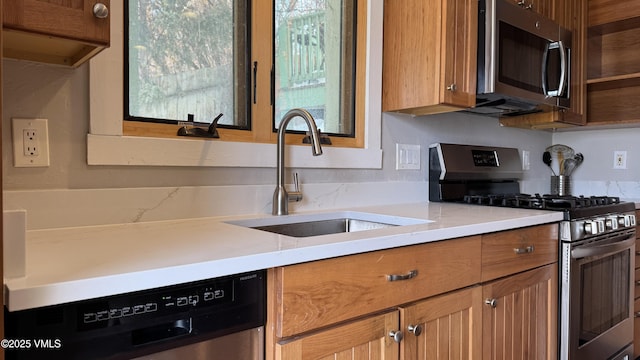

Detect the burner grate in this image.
[462,194,622,212]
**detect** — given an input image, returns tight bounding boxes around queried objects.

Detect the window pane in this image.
[274,0,356,136]
[126,0,249,128]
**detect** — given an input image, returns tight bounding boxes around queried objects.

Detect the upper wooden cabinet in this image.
[499,0,588,129]
[382,0,477,115]
[586,0,640,126]
[3,0,110,67]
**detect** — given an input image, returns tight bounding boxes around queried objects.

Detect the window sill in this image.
[87,134,382,168]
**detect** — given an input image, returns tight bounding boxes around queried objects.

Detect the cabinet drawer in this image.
[273,236,481,338]
[481,224,558,282]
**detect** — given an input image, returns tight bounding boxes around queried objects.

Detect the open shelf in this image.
[587,7,640,126]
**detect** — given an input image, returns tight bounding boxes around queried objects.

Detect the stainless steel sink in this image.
[252,218,396,237]
[226,211,430,238]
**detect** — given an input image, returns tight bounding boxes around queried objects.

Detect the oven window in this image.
[579,249,630,346]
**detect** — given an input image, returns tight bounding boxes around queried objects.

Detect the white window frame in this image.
[87,1,382,168]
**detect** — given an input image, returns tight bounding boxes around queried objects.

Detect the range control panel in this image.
[77,274,239,331]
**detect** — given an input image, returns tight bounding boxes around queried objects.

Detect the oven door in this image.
[562,232,635,360]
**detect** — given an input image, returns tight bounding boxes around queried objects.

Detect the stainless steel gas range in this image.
[429,143,636,360]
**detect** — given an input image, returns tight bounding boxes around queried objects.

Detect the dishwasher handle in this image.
[131,318,193,346]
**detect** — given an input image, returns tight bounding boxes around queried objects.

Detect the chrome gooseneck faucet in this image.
[273,108,323,215]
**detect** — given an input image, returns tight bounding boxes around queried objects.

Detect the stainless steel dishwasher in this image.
[4,270,265,360]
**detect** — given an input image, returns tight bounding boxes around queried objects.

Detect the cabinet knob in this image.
[446,84,457,92]
[93,3,109,19]
[636,312,640,318]
[389,330,403,343]
[407,324,423,336]
[485,298,498,308]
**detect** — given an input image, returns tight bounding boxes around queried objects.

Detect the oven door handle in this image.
[571,236,635,259]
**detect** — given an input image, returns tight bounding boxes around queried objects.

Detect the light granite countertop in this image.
[4,202,564,311]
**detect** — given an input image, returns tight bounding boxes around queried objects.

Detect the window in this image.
[124,0,361,145]
[126,0,250,129]
[88,1,382,168]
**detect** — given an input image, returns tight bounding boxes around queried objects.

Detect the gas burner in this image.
[462,194,625,213]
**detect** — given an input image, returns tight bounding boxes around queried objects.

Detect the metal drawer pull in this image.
[389,330,403,343]
[485,298,498,308]
[386,270,418,282]
[408,324,423,336]
[637,280,640,286]
[636,312,640,318]
[514,245,535,254]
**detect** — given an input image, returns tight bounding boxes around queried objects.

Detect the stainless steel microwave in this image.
[469,0,572,117]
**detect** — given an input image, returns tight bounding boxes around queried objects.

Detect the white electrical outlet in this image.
[12,118,50,167]
[613,150,627,169]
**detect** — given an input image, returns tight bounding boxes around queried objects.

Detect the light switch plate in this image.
[396,144,420,170]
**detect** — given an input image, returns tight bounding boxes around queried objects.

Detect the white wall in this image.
[553,128,640,198]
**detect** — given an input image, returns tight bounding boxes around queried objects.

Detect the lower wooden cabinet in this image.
[482,263,558,360]
[267,225,559,360]
[275,311,400,360]
[400,286,482,359]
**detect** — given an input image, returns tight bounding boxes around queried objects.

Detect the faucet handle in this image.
[289,172,303,202]
[293,172,300,192]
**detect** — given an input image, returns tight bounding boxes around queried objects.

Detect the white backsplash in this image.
[4,181,428,230]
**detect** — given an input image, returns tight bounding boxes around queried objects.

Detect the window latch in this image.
[177,113,223,138]
[303,129,332,145]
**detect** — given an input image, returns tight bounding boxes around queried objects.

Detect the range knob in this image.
[605,216,618,230]
[584,220,598,235]
[617,214,636,228]
[618,215,629,227]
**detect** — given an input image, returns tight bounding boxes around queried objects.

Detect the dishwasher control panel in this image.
[79,274,234,330]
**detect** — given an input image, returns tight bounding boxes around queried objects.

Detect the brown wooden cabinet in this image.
[480,225,558,360]
[382,0,477,115]
[482,264,558,359]
[266,224,558,360]
[400,286,483,359]
[275,311,400,359]
[3,0,110,67]
[585,1,640,127]
[499,0,588,130]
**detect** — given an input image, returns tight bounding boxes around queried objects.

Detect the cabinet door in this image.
[440,0,477,109]
[3,0,110,66]
[400,286,482,360]
[482,264,558,360]
[382,0,477,115]
[3,0,110,44]
[275,311,400,360]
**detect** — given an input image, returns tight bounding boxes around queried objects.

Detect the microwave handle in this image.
[541,40,567,98]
